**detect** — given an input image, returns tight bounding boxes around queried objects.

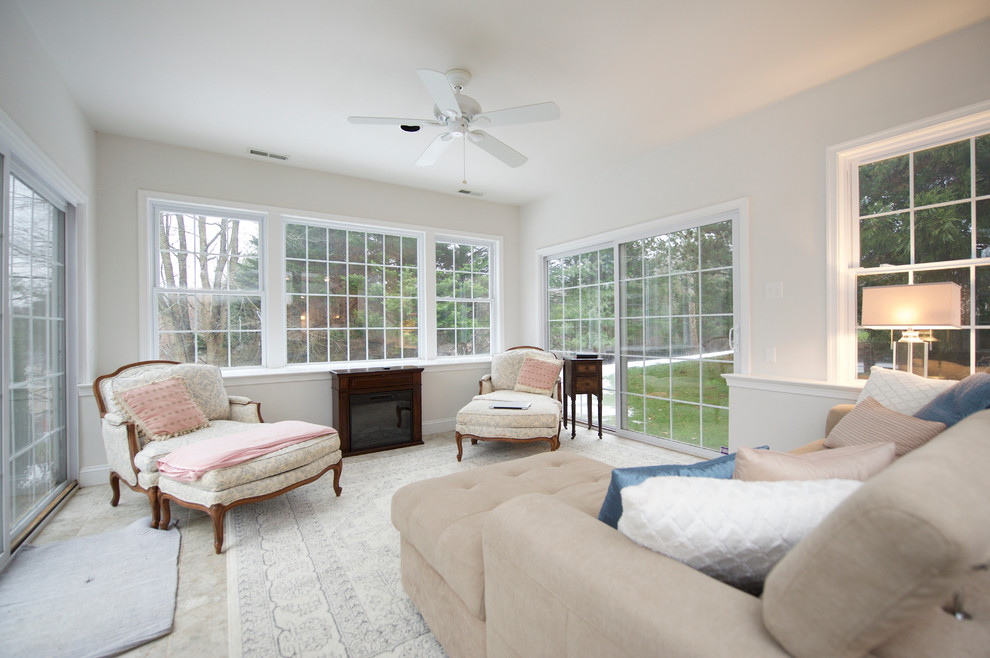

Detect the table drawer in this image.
[574,378,599,393]
[574,362,601,375]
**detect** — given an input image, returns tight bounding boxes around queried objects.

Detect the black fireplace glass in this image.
[349,389,414,451]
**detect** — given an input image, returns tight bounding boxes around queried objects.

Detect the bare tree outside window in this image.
[155,204,263,367]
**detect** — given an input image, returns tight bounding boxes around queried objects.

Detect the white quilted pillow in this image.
[856,366,954,415]
[617,477,862,591]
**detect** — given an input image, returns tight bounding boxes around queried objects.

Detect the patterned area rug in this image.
[227,432,697,657]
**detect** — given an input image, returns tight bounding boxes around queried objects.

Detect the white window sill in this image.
[219,356,493,384]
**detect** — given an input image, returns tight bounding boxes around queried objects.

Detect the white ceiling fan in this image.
[348,69,560,169]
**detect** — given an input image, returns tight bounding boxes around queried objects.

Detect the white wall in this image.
[78,134,519,482]
[518,20,990,451]
[0,3,96,195]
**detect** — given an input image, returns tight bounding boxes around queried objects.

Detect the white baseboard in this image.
[423,418,456,435]
[79,465,110,488]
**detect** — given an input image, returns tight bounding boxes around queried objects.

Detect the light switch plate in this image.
[765,281,784,299]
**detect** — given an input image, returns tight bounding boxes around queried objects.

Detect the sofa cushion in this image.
[618,477,861,593]
[490,349,550,391]
[856,365,954,415]
[166,433,340,492]
[105,362,231,421]
[825,396,945,457]
[597,452,736,528]
[733,442,895,482]
[762,409,990,658]
[914,372,990,428]
[514,356,563,396]
[456,393,561,432]
[390,451,612,621]
[133,420,267,473]
[115,377,210,441]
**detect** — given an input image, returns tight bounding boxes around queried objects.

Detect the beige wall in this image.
[518,20,990,451]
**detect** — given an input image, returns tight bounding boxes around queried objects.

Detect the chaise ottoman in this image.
[390,450,613,658]
[454,393,562,462]
[159,433,342,553]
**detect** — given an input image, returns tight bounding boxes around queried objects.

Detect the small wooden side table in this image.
[563,357,603,439]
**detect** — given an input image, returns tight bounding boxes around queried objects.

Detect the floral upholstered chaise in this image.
[93,360,342,552]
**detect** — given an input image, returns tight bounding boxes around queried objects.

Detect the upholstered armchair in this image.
[455,346,564,461]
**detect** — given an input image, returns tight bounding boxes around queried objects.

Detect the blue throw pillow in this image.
[598,449,767,529]
[914,372,990,428]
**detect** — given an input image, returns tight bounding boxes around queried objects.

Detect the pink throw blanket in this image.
[157,420,337,482]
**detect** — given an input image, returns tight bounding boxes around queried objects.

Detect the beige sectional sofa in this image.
[391,406,990,657]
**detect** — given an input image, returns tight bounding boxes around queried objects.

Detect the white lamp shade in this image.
[861,282,962,329]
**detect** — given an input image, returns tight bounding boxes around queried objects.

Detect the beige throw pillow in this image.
[826,397,946,457]
[733,442,895,482]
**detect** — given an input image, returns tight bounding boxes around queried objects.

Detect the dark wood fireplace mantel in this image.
[331,366,424,456]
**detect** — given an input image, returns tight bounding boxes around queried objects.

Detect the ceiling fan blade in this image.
[416,133,455,167]
[416,69,461,118]
[469,130,527,168]
[473,101,560,127]
[348,116,440,127]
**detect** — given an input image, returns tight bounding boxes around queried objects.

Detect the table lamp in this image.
[861,282,962,376]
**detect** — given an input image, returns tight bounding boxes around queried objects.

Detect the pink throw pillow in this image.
[115,377,210,441]
[514,356,563,396]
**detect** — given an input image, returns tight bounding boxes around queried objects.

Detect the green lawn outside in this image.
[624,359,731,451]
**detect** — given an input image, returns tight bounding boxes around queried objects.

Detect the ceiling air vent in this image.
[457,189,483,197]
[248,148,289,161]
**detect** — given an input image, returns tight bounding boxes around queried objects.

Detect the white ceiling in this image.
[17,0,990,206]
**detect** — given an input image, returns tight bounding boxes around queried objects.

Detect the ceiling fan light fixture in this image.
[348,68,559,171]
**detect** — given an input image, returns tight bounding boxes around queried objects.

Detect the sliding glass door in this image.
[618,218,734,451]
[2,171,70,552]
[545,209,739,454]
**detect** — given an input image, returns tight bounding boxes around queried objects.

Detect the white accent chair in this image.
[454,346,563,461]
[93,360,342,552]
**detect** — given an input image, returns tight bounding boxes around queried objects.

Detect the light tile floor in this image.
[31,427,690,657]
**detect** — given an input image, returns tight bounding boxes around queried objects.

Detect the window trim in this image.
[434,234,499,359]
[281,214,426,366]
[146,197,267,368]
[139,190,504,371]
[826,100,990,382]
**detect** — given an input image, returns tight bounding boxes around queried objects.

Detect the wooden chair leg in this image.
[148,486,161,529]
[159,495,172,531]
[331,461,343,496]
[456,432,464,462]
[109,472,121,507]
[209,504,226,554]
